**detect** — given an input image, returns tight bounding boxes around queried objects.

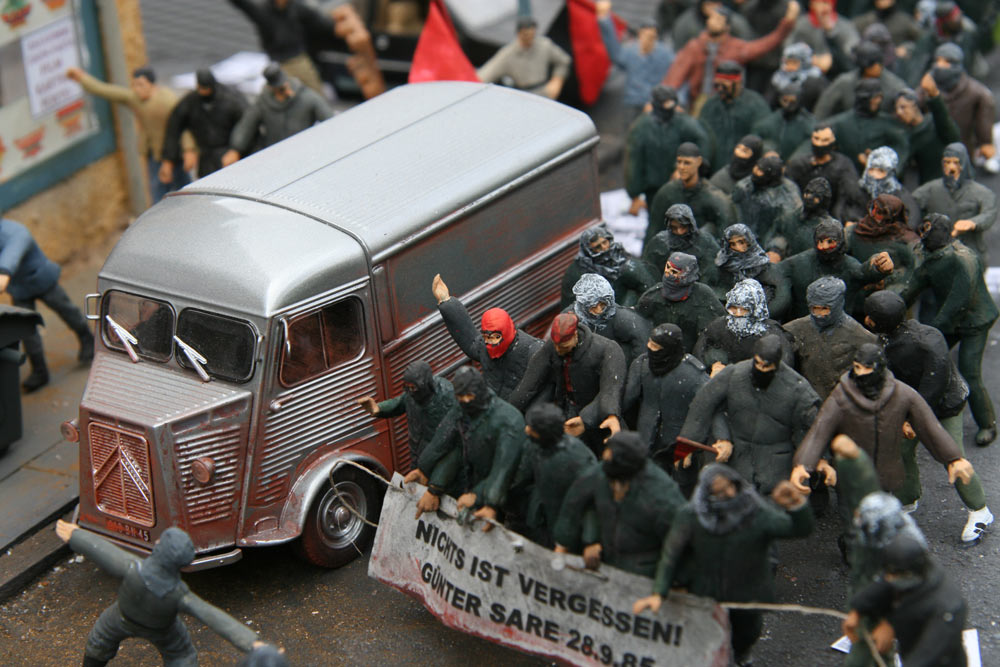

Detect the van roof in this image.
[180,82,598,260]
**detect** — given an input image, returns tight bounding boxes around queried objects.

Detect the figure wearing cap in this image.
[161,68,247,180]
[634,251,726,353]
[223,62,333,167]
[431,274,542,401]
[508,313,626,455]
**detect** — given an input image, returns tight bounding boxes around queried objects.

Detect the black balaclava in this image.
[920,213,953,252]
[651,85,678,123]
[942,142,972,192]
[864,290,906,334]
[665,203,699,252]
[525,403,567,450]
[140,527,195,597]
[851,343,888,399]
[814,218,846,265]
[648,323,686,376]
[853,40,883,73]
[452,366,490,417]
[195,68,217,102]
[750,334,782,389]
[692,464,760,534]
[931,43,964,93]
[779,82,802,119]
[751,155,784,190]
[807,276,847,331]
[728,134,763,181]
[403,360,435,404]
[853,79,882,117]
[602,431,647,481]
[882,532,932,591]
[662,251,700,301]
[577,224,627,280]
[803,177,833,218]
[863,22,896,68]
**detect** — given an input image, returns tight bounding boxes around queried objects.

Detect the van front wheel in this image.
[296,467,383,568]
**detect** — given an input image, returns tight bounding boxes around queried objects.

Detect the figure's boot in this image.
[975,423,997,447]
[22,351,48,392]
[77,326,95,363]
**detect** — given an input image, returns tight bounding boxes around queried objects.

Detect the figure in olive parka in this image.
[633,466,813,667]
[432,274,542,401]
[553,431,685,575]
[55,522,263,666]
[641,203,720,287]
[509,313,626,454]
[697,61,772,171]
[709,224,790,318]
[562,225,656,309]
[731,154,803,244]
[913,142,998,261]
[679,335,820,493]
[845,532,969,667]
[784,277,877,399]
[826,78,909,173]
[785,124,867,223]
[506,402,597,547]
[624,85,711,215]
[646,142,736,246]
[709,134,763,195]
[357,360,457,466]
[569,273,651,365]
[792,345,979,540]
[865,290,993,543]
[750,82,815,160]
[899,213,999,447]
[623,323,719,490]
[634,252,726,354]
[694,278,794,372]
[406,366,524,527]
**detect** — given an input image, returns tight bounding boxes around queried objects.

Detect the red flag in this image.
[408,0,479,84]
[566,0,627,106]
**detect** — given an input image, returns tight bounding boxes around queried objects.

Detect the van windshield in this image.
[176,309,256,383]
[102,291,174,361]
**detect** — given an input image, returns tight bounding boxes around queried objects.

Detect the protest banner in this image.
[369,474,731,666]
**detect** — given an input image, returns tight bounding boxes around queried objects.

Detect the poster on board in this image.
[369,475,731,666]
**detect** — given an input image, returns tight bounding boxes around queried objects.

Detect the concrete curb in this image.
[0,504,76,604]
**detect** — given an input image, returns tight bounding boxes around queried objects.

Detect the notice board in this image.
[0,0,115,209]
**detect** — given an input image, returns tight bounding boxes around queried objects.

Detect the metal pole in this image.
[95,0,149,214]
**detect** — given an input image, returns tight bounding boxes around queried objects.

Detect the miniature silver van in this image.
[66,82,601,568]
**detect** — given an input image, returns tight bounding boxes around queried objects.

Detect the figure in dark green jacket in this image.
[357,360,456,468]
[891,79,960,184]
[562,225,656,309]
[827,79,909,173]
[641,203,720,288]
[751,82,815,160]
[553,431,685,575]
[697,61,771,171]
[408,366,525,524]
[507,402,597,548]
[633,464,813,667]
[624,85,711,214]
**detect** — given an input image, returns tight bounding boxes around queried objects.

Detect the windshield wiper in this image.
[173,335,210,382]
[105,315,139,362]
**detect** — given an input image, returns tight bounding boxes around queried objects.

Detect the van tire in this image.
[296,466,384,568]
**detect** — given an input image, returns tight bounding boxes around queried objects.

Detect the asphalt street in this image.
[1,2,999,666]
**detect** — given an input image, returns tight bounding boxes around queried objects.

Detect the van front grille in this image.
[89,422,155,527]
[176,424,243,525]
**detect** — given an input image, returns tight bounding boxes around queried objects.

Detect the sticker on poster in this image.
[21,16,82,117]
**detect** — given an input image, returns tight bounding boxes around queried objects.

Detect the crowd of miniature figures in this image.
[19,0,998,664]
[361,2,999,663]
